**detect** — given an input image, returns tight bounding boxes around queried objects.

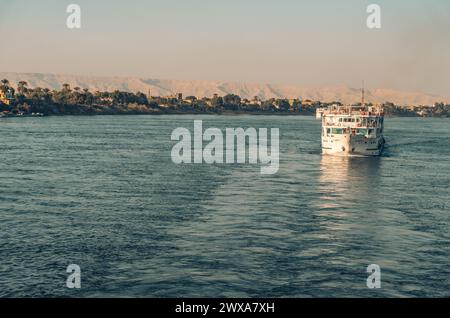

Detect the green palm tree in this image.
[0,79,9,92]
[18,81,28,95]
[62,83,71,92]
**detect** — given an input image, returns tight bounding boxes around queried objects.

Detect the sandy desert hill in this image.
[0,72,446,106]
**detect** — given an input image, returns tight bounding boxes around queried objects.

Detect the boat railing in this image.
[324,121,381,127]
[322,106,384,116]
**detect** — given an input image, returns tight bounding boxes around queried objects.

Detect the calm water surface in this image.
[0,115,449,297]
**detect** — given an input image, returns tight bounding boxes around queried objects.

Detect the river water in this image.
[0,115,448,297]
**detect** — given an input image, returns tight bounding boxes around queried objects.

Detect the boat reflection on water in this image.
[307,155,388,293]
[313,154,382,226]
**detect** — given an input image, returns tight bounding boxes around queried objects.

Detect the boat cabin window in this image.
[340,117,358,123]
[332,128,343,134]
[357,128,367,135]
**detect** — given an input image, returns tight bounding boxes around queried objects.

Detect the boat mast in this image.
[361,80,365,106]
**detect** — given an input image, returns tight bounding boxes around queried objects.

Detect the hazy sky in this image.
[0,0,449,96]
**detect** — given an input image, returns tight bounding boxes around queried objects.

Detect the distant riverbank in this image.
[1,79,449,118]
[1,109,447,118]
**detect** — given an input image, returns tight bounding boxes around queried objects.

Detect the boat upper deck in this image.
[322,104,384,117]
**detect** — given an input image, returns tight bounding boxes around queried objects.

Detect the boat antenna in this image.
[361,80,365,106]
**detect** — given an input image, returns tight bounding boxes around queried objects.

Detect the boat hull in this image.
[322,134,385,157]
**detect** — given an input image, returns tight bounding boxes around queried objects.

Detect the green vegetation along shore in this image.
[1,79,449,118]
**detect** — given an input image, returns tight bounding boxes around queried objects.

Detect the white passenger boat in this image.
[320,99,385,157]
